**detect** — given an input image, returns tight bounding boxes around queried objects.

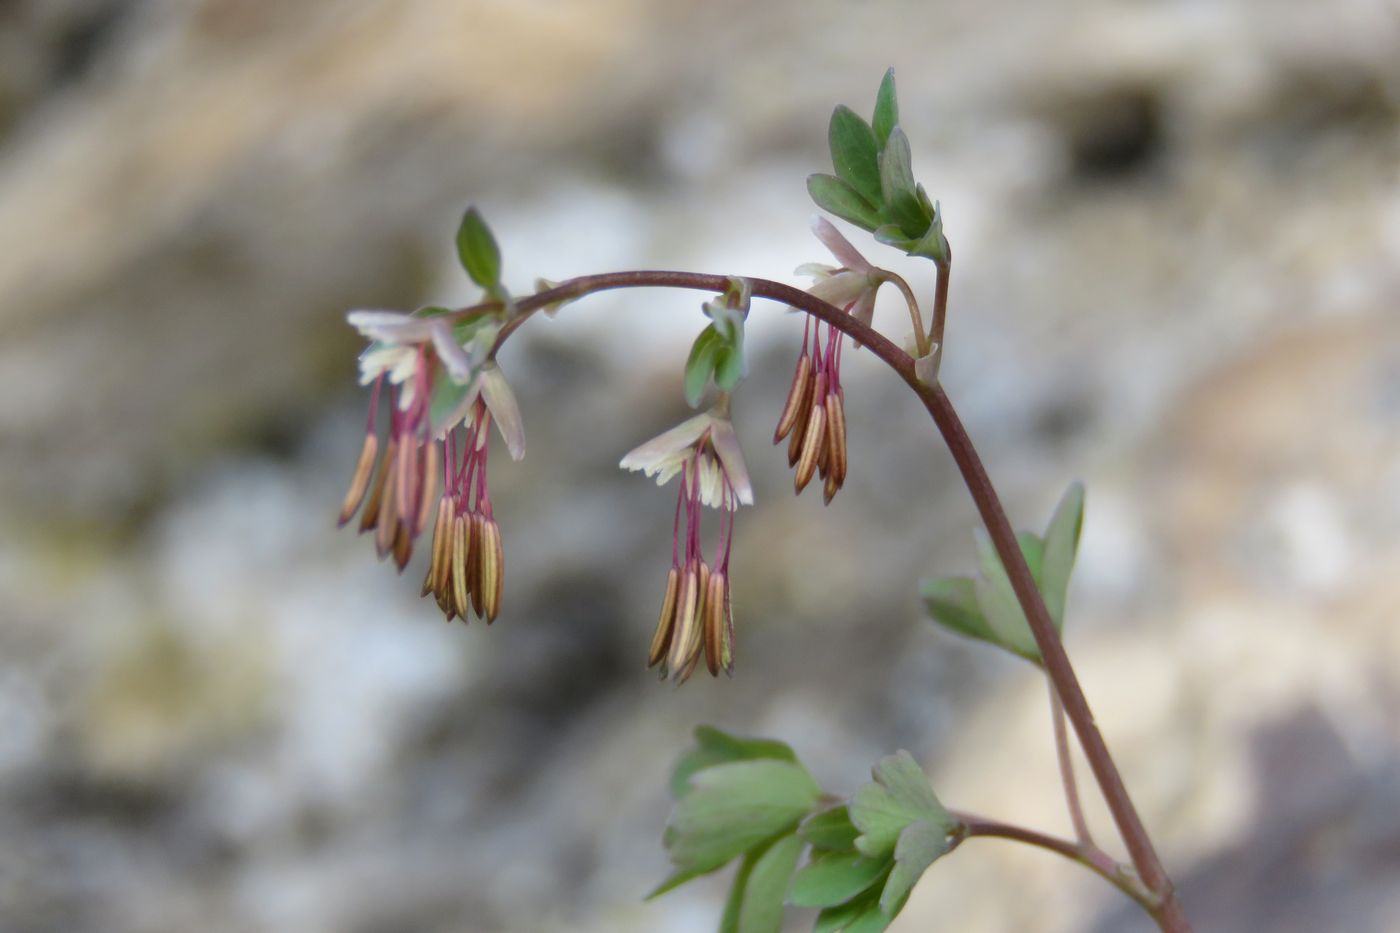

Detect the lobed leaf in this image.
[1039,482,1085,628]
[807,174,883,231]
[849,751,952,860]
[736,832,804,933]
[828,106,883,206]
[872,69,899,148]
[789,850,888,908]
[879,818,955,912]
[800,805,861,852]
[663,759,822,876]
[670,726,799,800]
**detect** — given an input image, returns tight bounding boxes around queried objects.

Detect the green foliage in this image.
[455,206,506,299]
[807,70,948,264]
[921,482,1087,663]
[683,278,750,406]
[653,730,963,932]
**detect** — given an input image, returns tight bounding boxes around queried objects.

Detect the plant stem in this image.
[486,270,1189,931]
[951,811,1153,909]
[1050,679,1093,846]
[929,249,950,350]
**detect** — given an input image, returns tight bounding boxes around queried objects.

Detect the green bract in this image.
[682,278,750,406]
[455,206,506,300]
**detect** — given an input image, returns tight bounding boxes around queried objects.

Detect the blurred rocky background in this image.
[1,0,1398,930]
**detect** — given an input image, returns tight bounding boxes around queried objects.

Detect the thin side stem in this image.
[929,249,950,350]
[1051,678,1093,846]
[951,811,1153,909]
[478,270,1188,931]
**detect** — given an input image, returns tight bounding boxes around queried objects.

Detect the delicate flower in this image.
[621,403,751,683]
[338,308,522,624]
[798,217,882,330]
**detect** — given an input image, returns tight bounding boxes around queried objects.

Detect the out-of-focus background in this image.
[1,0,1398,930]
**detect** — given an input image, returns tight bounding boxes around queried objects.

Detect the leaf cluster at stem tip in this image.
[651,727,960,933]
[807,69,948,264]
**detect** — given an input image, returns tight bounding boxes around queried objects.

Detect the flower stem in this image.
[950,811,1154,909]
[1050,678,1093,846]
[482,270,1189,931]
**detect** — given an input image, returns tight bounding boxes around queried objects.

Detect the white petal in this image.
[479,363,526,461]
[347,310,437,344]
[795,262,837,281]
[808,271,871,308]
[811,216,872,271]
[619,413,713,472]
[698,454,723,508]
[707,417,754,507]
[429,319,474,383]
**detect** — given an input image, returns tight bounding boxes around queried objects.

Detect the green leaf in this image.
[455,207,503,297]
[921,576,996,645]
[801,806,860,851]
[428,372,477,435]
[737,832,804,933]
[813,880,900,933]
[871,223,917,252]
[789,851,888,908]
[828,106,882,206]
[645,864,715,901]
[671,726,798,800]
[1039,482,1085,628]
[807,174,882,231]
[872,69,899,148]
[849,751,952,860]
[1018,530,1046,589]
[973,530,1041,660]
[906,198,948,263]
[718,848,761,932]
[664,760,822,875]
[684,325,723,408]
[878,128,929,239]
[714,343,746,391]
[879,819,955,912]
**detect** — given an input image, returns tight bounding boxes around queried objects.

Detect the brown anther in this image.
[826,390,848,487]
[392,520,412,571]
[468,514,486,618]
[359,438,397,533]
[667,564,701,677]
[482,519,504,623]
[413,442,440,538]
[703,571,727,676]
[773,354,813,444]
[338,433,379,527]
[647,567,681,668]
[794,374,828,493]
[425,498,452,597]
[374,455,401,558]
[451,514,471,621]
[786,365,817,467]
[823,470,840,505]
[396,436,418,536]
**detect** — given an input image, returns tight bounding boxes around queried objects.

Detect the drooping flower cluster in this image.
[620,405,753,683]
[338,309,524,623]
[773,218,884,503]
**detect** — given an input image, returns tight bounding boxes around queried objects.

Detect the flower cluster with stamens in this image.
[772,218,884,503]
[620,405,753,684]
[338,309,524,624]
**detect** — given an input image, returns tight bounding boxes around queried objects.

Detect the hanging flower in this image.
[338,308,523,623]
[620,403,752,683]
